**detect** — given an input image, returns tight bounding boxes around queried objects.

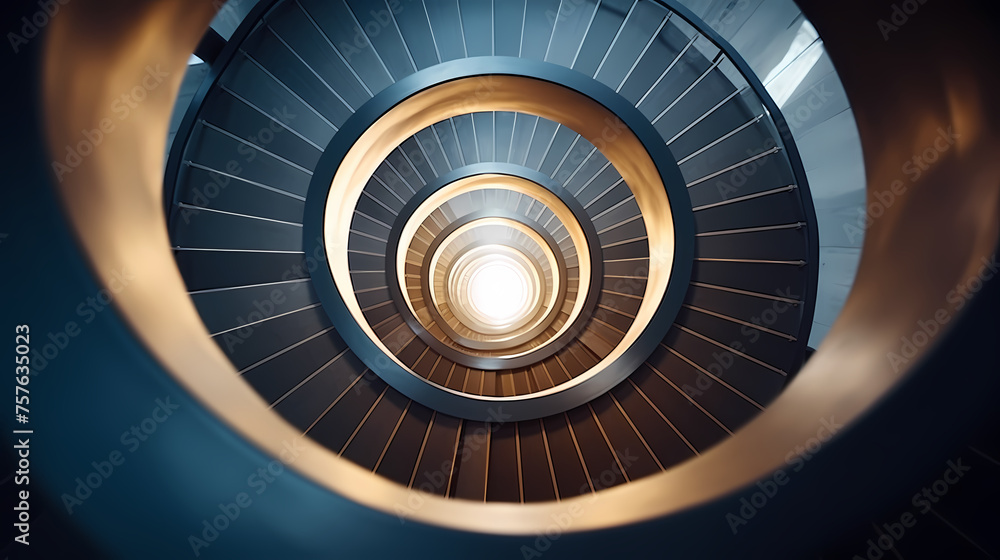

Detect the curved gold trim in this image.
[324,77,673,403]
[395,174,591,350]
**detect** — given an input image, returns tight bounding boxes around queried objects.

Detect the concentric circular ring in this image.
[386,168,605,373]
[427,218,563,349]
[401,178,590,364]
[448,249,536,329]
[304,58,695,421]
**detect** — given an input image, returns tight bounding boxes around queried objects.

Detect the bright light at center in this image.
[468,262,528,324]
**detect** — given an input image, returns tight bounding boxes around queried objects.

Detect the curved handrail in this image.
[4,0,996,558]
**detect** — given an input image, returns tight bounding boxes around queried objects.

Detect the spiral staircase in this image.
[2,0,999,558]
[162,0,822,503]
[158,0,824,504]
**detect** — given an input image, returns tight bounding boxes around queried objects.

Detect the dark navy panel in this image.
[268,1,374,110]
[243,26,356,128]
[214,304,333,370]
[174,250,309,291]
[485,422,520,502]
[628,364,728,452]
[696,228,809,262]
[272,350,371,431]
[297,0,394,92]
[692,260,809,298]
[694,189,805,232]
[185,123,313,197]
[609,381,697,467]
[243,329,351,404]
[646,343,761,429]
[219,52,337,148]
[572,0,635,77]
[344,0,417,81]
[411,414,462,496]
[545,0,601,68]
[201,88,323,170]
[341,388,411,470]
[593,1,670,91]
[175,164,305,224]
[684,283,803,337]
[190,278,320,334]
[541,414,591,498]
[589,393,662,480]
[520,0,560,61]
[662,327,786,405]
[308,373,389,453]
[459,0,494,57]
[423,0,468,62]
[518,420,558,502]
[674,305,799,373]
[171,208,304,251]
[375,402,434,483]
[391,0,440,70]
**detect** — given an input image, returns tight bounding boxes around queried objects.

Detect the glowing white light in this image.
[467,262,528,324]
